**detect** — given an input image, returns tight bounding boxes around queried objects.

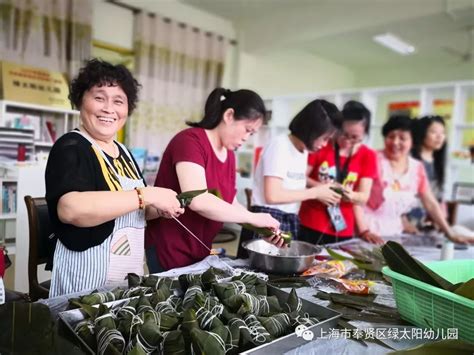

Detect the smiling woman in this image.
[362,115,473,244]
[45,59,185,297]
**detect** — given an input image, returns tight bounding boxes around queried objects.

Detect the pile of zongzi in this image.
[70,269,323,354]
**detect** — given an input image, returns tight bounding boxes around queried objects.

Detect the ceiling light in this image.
[373,33,416,55]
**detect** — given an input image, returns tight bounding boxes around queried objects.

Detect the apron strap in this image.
[115,140,141,177]
[72,130,120,176]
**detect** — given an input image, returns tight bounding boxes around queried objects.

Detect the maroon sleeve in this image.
[170,129,207,168]
[229,151,237,200]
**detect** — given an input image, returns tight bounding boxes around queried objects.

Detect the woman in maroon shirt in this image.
[145,88,283,271]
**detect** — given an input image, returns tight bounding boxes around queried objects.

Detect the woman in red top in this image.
[145,88,283,272]
[299,101,380,244]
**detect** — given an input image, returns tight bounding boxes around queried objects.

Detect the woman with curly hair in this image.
[46,59,184,297]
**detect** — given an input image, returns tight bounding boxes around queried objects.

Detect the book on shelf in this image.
[45,120,57,142]
[41,118,57,143]
[0,127,35,161]
[1,182,17,214]
[5,112,42,140]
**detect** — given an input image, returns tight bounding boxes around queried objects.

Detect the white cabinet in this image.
[0,163,49,292]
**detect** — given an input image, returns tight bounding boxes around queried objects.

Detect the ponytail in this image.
[187,87,266,129]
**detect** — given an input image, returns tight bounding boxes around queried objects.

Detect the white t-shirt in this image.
[252,135,308,213]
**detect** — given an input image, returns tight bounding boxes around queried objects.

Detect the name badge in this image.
[327,205,347,232]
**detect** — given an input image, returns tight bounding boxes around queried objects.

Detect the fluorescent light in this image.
[373,33,416,55]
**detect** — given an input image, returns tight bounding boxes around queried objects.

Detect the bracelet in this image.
[135,187,145,210]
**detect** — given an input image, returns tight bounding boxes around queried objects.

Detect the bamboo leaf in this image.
[240,224,292,245]
[177,189,208,208]
[327,247,385,273]
[453,278,474,300]
[240,224,274,237]
[208,188,223,199]
[326,247,352,261]
[381,241,454,291]
[128,344,147,355]
[69,300,98,319]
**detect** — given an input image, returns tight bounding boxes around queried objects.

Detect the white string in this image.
[172,217,238,275]
[207,331,226,352]
[244,314,270,343]
[97,327,125,355]
[196,307,218,330]
[183,285,203,309]
[154,300,176,315]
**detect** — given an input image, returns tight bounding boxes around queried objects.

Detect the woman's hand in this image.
[340,186,359,203]
[401,215,419,234]
[309,184,341,206]
[143,187,184,218]
[263,234,287,248]
[248,213,286,248]
[447,231,474,245]
[359,230,385,245]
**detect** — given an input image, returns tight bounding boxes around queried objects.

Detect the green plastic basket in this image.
[382,259,474,343]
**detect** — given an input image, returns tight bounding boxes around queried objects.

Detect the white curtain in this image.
[129,12,227,155]
[0,0,92,77]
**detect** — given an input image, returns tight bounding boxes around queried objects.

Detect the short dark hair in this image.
[289,99,341,149]
[187,88,266,129]
[342,100,371,134]
[69,58,140,115]
[382,115,413,137]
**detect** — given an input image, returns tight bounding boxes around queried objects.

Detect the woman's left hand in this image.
[359,230,385,245]
[341,186,357,203]
[447,232,474,245]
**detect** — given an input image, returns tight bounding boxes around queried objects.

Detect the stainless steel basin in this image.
[242,239,322,275]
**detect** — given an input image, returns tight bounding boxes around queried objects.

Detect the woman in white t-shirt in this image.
[238,99,343,257]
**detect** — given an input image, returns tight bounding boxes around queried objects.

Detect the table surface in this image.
[39,236,473,355]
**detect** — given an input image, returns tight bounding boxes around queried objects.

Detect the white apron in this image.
[49,131,146,297]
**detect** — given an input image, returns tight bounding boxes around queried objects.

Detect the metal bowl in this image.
[242,239,322,275]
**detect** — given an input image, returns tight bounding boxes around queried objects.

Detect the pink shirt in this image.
[364,151,428,236]
[145,128,236,270]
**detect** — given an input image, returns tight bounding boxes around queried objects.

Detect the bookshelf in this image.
[0,101,78,291]
[0,100,79,154]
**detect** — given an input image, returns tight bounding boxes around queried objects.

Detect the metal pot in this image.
[242,239,322,275]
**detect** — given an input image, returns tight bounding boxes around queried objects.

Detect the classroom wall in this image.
[354,62,474,88]
[93,2,134,49]
[236,49,356,98]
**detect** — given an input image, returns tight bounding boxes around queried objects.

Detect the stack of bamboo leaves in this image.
[381,241,474,301]
[71,269,324,354]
